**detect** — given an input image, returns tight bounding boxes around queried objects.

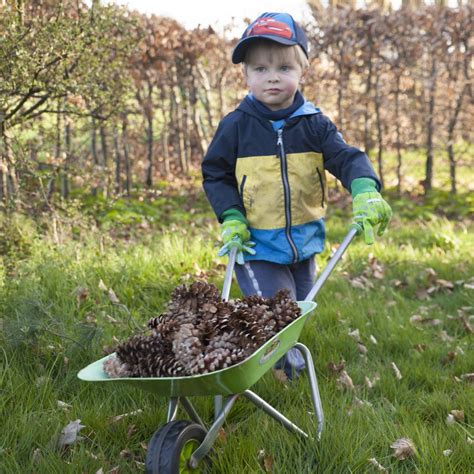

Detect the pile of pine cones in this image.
[103,282,301,378]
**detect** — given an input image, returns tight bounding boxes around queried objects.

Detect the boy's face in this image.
[244,45,304,111]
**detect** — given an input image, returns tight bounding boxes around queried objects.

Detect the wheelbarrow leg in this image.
[294,342,324,439]
[181,396,207,430]
[189,394,239,468]
[214,395,223,421]
[166,397,179,422]
[243,390,308,438]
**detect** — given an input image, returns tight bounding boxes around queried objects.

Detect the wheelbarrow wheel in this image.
[145,419,207,474]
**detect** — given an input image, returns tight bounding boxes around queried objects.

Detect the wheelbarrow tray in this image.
[78,301,316,397]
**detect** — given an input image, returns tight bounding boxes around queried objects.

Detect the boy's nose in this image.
[268,71,280,82]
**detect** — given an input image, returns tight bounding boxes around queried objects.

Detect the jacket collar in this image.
[237,92,321,127]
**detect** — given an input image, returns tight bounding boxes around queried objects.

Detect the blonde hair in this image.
[243,39,309,71]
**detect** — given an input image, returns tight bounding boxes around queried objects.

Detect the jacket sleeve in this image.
[315,115,381,191]
[201,115,246,222]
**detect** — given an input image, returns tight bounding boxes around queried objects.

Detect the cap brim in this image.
[231,35,299,64]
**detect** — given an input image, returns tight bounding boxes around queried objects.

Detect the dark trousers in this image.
[234,258,316,378]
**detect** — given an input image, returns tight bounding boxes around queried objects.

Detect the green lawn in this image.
[1,179,473,473]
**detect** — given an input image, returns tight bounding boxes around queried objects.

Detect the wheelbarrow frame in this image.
[77,227,358,470]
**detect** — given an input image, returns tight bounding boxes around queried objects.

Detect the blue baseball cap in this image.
[232,12,309,64]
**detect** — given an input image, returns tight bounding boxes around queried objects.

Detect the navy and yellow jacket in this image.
[202,95,380,265]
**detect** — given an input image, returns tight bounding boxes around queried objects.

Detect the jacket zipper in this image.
[316,168,325,208]
[277,129,299,263]
[239,175,247,197]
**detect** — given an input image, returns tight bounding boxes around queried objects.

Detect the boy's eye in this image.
[280,65,290,72]
[255,66,265,72]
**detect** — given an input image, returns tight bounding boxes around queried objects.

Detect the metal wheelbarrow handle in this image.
[304,226,358,302]
[221,227,357,303]
[221,246,238,301]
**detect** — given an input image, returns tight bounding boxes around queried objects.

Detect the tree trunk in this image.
[394,73,403,196]
[160,86,171,176]
[121,116,131,196]
[99,122,109,198]
[145,81,154,188]
[190,69,206,156]
[363,31,373,156]
[60,118,71,199]
[0,118,17,204]
[195,63,215,135]
[90,117,99,196]
[182,86,192,168]
[176,92,188,172]
[171,65,188,173]
[374,67,384,189]
[48,106,62,199]
[113,125,121,194]
[424,58,437,194]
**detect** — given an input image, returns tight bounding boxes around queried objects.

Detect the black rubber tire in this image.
[145,420,207,474]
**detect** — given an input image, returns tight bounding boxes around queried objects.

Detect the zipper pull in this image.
[277,129,283,147]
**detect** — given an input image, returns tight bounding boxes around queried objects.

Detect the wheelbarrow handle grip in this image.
[304,226,358,302]
[221,246,237,301]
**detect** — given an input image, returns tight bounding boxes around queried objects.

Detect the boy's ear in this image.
[300,68,308,84]
[242,64,251,86]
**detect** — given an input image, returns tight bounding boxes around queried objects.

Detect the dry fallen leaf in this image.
[442,351,457,365]
[369,335,378,345]
[32,448,42,463]
[439,330,454,342]
[98,279,108,291]
[436,279,454,290]
[75,286,89,307]
[446,414,456,426]
[352,397,373,410]
[57,400,72,410]
[57,419,85,449]
[120,449,132,459]
[460,373,474,384]
[348,328,361,340]
[365,374,380,389]
[106,314,119,324]
[126,424,137,439]
[443,449,453,457]
[413,344,427,352]
[459,315,473,334]
[390,437,416,460]
[108,288,120,304]
[368,457,388,472]
[357,342,368,355]
[337,370,355,391]
[391,362,403,380]
[410,314,442,327]
[110,409,143,424]
[449,410,465,422]
[273,369,288,383]
[327,359,345,375]
[257,449,274,473]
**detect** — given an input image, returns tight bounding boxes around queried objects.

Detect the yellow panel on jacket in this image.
[235,152,327,230]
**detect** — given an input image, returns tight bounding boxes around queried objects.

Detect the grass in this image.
[1,176,473,473]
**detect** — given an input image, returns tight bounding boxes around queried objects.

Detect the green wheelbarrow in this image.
[78,228,358,473]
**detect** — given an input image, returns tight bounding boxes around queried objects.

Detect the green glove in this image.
[351,178,392,245]
[218,209,256,264]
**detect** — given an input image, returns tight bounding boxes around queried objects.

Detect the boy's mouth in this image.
[266,88,282,93]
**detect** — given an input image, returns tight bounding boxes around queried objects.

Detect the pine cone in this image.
[270,289,301,331]
[106,283,301,377]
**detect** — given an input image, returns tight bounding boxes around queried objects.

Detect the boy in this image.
[201,12,392,378]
